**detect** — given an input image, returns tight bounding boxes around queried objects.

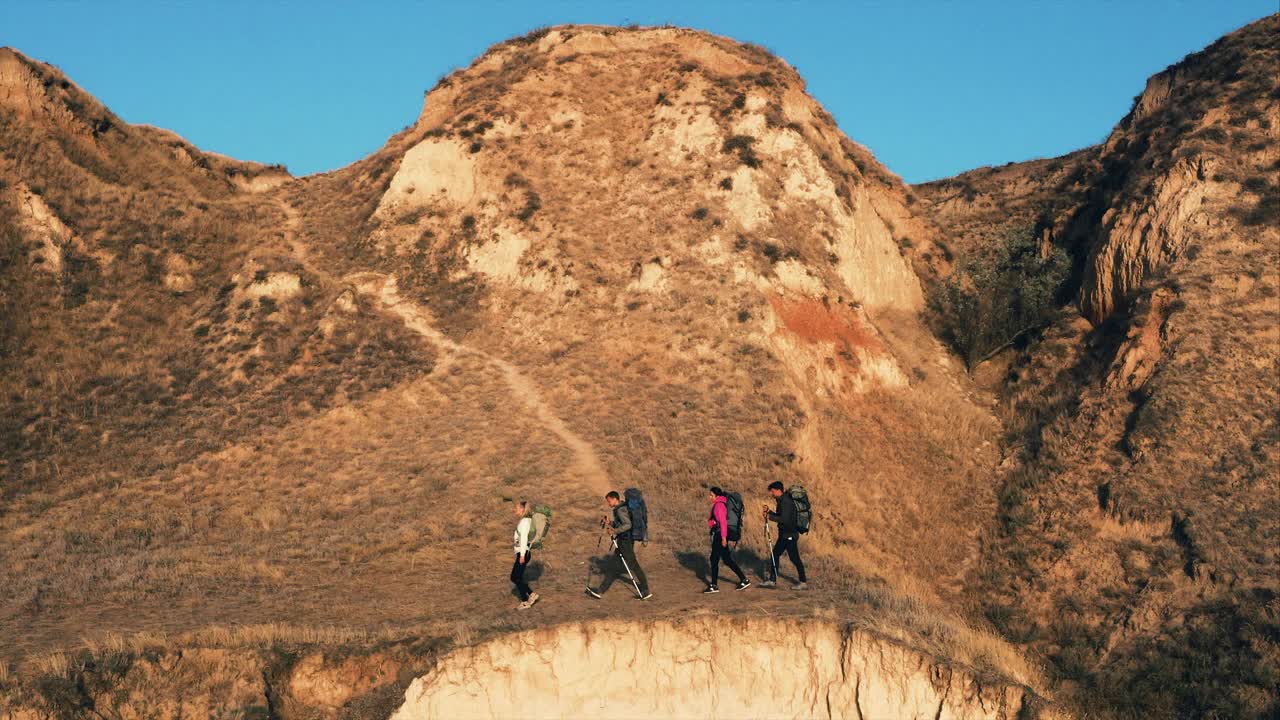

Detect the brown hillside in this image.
[914,14,1280,719]
[3,14,1276,717]
[0,26,1046,718]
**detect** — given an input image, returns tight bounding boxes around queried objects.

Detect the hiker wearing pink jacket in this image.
[703,487,750,593]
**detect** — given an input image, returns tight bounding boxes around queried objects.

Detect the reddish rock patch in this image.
[767,294,884,361]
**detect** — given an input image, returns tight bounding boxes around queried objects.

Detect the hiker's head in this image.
[513,500,528,517]
[605,491,621,508]
[708,486,724,501]
[767,481,784,498]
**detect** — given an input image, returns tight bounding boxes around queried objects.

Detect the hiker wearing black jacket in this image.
[761,481,808,589]
[587,491,652,600]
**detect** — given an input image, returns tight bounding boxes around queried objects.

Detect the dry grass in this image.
[913,17,1280,718]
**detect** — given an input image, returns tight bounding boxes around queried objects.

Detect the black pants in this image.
[510,552,532,601]
[709,534,746,586]
[603,537,649,595]
[769,533,806,582]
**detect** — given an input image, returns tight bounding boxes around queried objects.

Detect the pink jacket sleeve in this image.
[712,501,729,543]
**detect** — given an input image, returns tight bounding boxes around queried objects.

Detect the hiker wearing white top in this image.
[511,501,540,609]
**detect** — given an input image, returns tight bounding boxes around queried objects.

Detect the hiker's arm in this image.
[714,502,728,543]
[515,518,531,558]
[612,506,632,535]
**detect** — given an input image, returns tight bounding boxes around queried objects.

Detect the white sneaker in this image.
[517,600,532,610]
[528,592,540,605]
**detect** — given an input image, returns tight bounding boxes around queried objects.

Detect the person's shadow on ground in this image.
[676,546,782,584]
[675,551,710,583]
[583,553,634,594]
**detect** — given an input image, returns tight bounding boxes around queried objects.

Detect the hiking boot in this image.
[527,592,540,605]
[791,582,809,591]
[585,587,602,599]
[759,579,776,588]
[735,580,751,591]
[517,600,532,610]
[702,585,720,594]
[638,591,653,600]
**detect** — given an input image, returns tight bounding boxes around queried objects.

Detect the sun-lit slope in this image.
[0,25,1036,715]
[2,23,1005,658]
[913,15,1280,718]
[291,25,1003,600]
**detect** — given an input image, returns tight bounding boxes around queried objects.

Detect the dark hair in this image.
[767,481,784,492]
[709,486,724,496]
[605,491,620,501]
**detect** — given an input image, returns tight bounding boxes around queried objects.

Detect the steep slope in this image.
[915,15,1280,719]
[0,26,1038,718]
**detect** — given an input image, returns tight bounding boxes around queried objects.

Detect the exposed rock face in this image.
[13,180,71,273]
[1069,17,1278,325]
[1077,157,1210,323]
[393,619,1039,720]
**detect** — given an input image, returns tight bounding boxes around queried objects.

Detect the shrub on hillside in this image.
[722,135,760,168]
[926,226,1069,368]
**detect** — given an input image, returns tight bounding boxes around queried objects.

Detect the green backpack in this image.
[529,504,552,549]
[788,486,811,534]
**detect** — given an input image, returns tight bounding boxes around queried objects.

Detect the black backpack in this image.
[724,491,744,542]
[623,487,648,542]
[788,485,812,534]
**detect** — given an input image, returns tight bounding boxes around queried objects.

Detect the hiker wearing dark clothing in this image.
[761,481,808,589]
[511,501,539,609]
[587,491,652,600]
[704,487,749,593]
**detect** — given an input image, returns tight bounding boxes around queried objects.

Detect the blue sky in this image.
[1,2,1273,183]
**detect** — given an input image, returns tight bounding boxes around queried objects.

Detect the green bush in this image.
[926,225,1069,368]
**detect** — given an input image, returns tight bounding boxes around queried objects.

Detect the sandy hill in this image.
[0,15,1276,720]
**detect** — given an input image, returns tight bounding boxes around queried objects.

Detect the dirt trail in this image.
[278,198,307,264]
[263,190,610,496]
[350,272,611,496]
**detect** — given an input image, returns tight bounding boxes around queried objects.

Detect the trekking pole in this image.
[764,516,778,581]
[612,536,645,599]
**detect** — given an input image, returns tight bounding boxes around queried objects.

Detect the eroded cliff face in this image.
[392,618,1042,720]
[1076,155,1211,324]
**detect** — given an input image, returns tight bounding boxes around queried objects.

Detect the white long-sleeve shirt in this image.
[513,516,532,557]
